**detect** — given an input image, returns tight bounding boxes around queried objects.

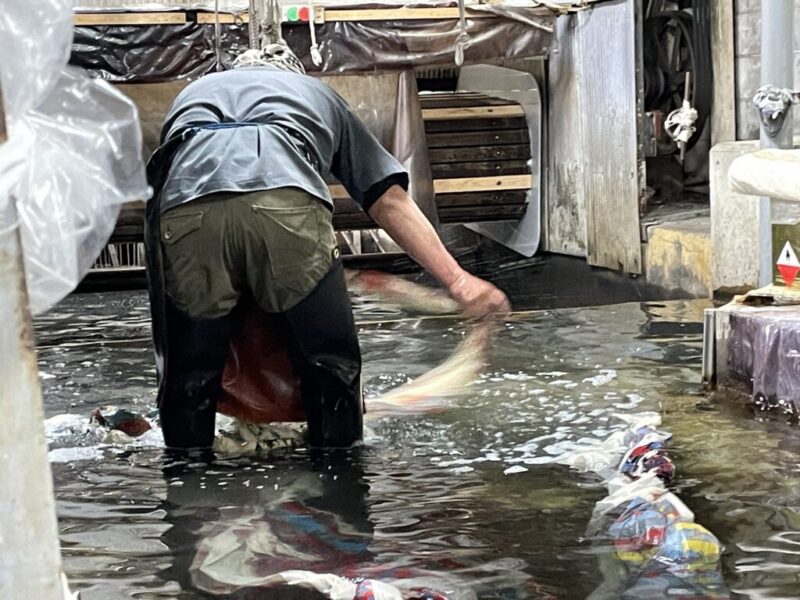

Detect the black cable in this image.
[643,6,712,151]
[689,0,713,150]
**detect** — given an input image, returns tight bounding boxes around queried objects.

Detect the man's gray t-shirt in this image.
[159,68,409,213]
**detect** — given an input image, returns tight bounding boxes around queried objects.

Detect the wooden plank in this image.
[430,159,530,179]
[424,117,528,133]
[711,0,736,145]
[435,190,529,208]
[195,6,552,24]
[332,198,528,230]
[419,96,512,109]
[434,175,532,194]
[196,12,250,24]
[322,7,498,22]
[335,190,529,213]
[421,105,524,120]
[429,144,530,163]
[419,92,490,101]
[329,175,531,200]
[438,205,527,224]
[74,12,187,26]
[425,129,529,148]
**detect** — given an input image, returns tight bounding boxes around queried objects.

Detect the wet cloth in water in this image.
[160,187,336,317]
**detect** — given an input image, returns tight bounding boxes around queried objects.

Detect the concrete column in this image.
[757,0,795,286]
[0,87,67,598]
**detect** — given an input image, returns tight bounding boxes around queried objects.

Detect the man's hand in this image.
[446,271,510,318]
[367,186,511,318]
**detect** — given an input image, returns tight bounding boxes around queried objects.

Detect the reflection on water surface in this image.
[36,293,800,599]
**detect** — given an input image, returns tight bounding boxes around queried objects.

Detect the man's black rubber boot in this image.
[285,258,364,448]
[159,301,231,449]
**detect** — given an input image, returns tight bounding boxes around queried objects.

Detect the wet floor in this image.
[36,273,800,599]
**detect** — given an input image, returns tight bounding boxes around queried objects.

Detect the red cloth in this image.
[219,298,305,423]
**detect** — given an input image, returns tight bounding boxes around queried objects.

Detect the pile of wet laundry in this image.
[556,413,729,599]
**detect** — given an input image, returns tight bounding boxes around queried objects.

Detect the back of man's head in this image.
[232,43,306,74]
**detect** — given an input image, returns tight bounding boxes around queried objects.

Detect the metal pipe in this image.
[757,0,795,287]
[0,88,68,595]
[702,308,716,388]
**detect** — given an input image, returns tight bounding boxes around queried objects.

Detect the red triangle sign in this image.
[777,241,800,287]
[778,263,800,287]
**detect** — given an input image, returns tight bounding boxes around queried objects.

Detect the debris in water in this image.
[90,406,152,437]
[503,465,528,475]
[555,414,728,598]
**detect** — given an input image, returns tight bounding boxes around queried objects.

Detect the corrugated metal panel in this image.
[545,0,642,273]
[545,13,587,256]
[578,0,642,273]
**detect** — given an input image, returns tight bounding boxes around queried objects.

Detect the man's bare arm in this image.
[367,185,510,317]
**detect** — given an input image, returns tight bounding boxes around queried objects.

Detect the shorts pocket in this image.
[251,204,330,294]
[160,210,205,245]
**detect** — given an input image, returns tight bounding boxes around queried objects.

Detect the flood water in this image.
[35,287,800,599]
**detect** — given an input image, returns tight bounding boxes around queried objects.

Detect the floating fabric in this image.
[619,444,675,484]
[89,406,152,437]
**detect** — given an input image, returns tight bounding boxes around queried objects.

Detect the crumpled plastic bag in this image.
[569,415,728,599]
[0,0,149,314]
[554,412,665,479]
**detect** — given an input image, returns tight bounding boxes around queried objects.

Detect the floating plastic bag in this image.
[0,0,150,314]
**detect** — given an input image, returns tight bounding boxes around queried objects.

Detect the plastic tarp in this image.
[70,5,557,81]
[725,308,800,416]
[71,23,249,82]
[0,0,149,314]
[729,149,800,202]
[72,0,592,14]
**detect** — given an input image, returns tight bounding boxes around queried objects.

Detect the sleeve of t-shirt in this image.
[330,98,409,212]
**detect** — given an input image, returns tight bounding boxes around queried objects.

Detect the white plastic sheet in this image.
[729,148,800,202]
[0,0,150,314]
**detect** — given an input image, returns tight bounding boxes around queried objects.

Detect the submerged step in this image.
[644,216,711,298]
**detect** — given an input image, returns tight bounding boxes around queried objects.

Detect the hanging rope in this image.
[453,0,470,67]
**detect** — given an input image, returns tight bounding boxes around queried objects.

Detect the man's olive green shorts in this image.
[160,188,337,318]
